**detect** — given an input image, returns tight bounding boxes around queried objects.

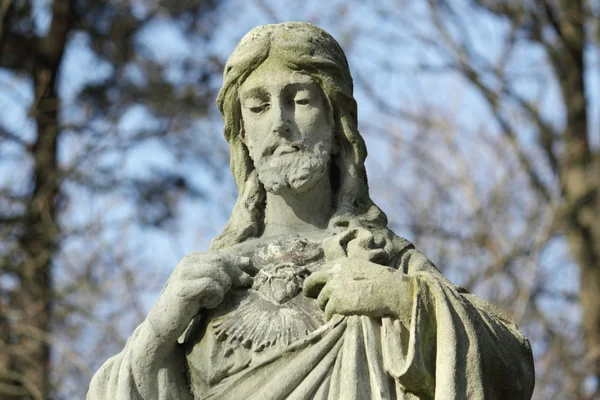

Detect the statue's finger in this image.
[353,227,375,245]
[324,295,339,321]
[233,271,253,288]
[303,269,331,298]
[346,229,375,258]
[183,263,232,293]
[322,234,349,261]
[175,277,225,309]
[337,228,360,242]
[199,279,227,309]
[317,283,333,311]
[221,261,253,288]
[345,243,372,261]
[323,282,366,320]
[235,256,258,275]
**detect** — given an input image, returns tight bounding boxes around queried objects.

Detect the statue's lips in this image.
[273,145,300,156]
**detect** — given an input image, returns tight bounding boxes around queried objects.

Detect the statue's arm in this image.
[308,228,534,397]
[384,247,535,399]
[87,251,253,400]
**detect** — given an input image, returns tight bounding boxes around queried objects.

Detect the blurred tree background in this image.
[0,0,598,399]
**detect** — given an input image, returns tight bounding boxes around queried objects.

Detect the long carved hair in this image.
[210,22,401,259]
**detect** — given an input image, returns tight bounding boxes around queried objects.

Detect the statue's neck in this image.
[263,174,332,237]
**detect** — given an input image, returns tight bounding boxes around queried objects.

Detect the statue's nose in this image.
[272,119,291,136]
[271,102,291,137]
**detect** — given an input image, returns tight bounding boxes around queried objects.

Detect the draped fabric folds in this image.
[88,265,534,399]
[203,272,533,400]
[87,325,193,400]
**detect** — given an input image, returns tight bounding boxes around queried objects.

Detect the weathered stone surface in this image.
[88,22,535,399]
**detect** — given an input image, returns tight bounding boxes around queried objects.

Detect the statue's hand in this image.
[323,227,389,265]
[146,252,254,346]
[303,258,412,323]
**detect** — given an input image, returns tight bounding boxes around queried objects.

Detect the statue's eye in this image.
[249,104,268,113]
[295,98,310,105]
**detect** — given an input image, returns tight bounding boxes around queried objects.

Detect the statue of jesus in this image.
[88,22,535,400]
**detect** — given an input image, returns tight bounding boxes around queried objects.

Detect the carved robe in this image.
[87,235,535,399]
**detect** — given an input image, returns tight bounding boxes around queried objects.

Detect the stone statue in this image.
[88,22,535,399]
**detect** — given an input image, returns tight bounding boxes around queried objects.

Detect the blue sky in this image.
[1,2,596,395]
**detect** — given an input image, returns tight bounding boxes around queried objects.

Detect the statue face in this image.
[239,58,334,194]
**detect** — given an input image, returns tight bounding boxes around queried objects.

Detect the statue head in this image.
[211,22,390,249]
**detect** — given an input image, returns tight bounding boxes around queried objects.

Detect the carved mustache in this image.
[262,141,308,157]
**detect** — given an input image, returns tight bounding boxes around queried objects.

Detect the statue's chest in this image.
[185,237,326,388]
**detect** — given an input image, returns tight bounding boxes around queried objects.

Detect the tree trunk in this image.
[7,1,72,398]
[552,0,600,379]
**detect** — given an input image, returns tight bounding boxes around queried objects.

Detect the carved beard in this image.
[254,144,330,194]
